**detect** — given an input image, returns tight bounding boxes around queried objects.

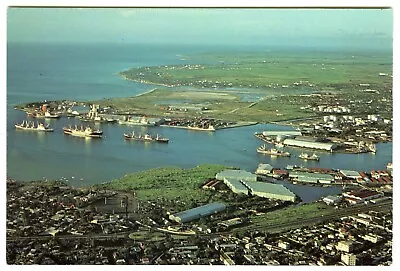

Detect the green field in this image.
[96,164,230,203]
[120,52,392,89]
[233,202,335,234]
[94,87,319,122]
[95,51,393,123]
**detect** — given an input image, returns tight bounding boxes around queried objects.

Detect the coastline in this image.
[118,73,175,88]
[134,88,158,97]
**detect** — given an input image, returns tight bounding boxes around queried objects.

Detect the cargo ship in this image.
[124,131,169,143]
[257,145,290,157]
[187,125,216,132]
[15,121,54,132]
[118,116,155,126]
[63,125,103,138]
[299,152,320,161]
[80,116,117,123]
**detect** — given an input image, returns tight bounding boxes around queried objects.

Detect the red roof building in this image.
[342,189,383,204]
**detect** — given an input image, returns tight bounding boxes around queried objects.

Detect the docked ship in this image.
[187,125,216,132]
[15,121,54,132]
[63,125,103,138]
[80,115,117,123]
[299,152,320,161]
[118,116,155,126]
[257,145,291,157]
[124,131,169,143]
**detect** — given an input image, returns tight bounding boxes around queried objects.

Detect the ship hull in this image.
[187,126,216,132]
[118,120,155,126]
[63,128,103,138]
[124,134,169,143]
[299,157,319,161]
[257,149,290,157]
[15,125,54,132]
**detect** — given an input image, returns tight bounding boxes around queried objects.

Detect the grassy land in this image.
[95,51,392,123]
[120,52,392,89]
[96,164,231,203]
[233,202,335,234]
[94,87,319,122]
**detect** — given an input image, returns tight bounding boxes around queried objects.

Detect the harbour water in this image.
[7,43,392,195]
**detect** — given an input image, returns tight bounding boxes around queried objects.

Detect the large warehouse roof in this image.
[262,131,302,136]
[245,181,296,200]
[283,138,337,151]
[169,202,226,223]
[340,170,361,179]
[223,178,249,195]
[216,170,257,182]
[289,171,334,181]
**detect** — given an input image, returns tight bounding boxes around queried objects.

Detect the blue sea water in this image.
[6,42,392,202]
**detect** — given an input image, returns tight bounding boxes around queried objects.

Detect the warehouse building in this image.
[255,163,274,175]
[342,190,383,204]
[323,195,343,205]
[222,178,297,202]
[283,138,337,151]
[289,171,334,184]
[340,170,361,180]
[223,178,249,195]
[244,181,297,202]
[216,170,257,182]
[169,202,226,223]
[262,131,302,137]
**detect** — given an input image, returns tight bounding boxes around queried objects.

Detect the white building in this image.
[323,195,342,205]
[363,234,381,244]
[255,163,274,175]
[341,253,356,266]
[336,241,353,253]
[278,241,291,250]
[283,138,337,151]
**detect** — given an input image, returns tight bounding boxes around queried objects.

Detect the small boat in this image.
[155,134,169,143]
[368,143,376,154]
[299,152,320,161]
[63,125,103,138]
[15,120,54,132]
[257,145,290,157]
